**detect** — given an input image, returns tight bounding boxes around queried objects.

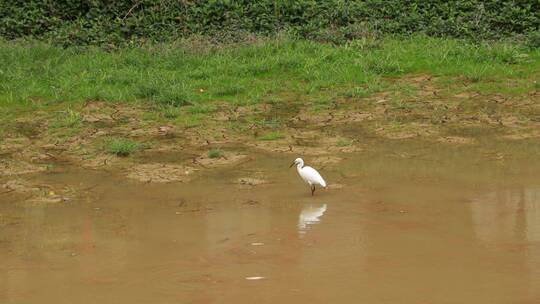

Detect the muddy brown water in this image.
[1,147,540,303]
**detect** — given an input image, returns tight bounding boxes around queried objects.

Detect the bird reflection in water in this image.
[298,204,327,235]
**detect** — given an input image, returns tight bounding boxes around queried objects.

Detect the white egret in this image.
[289,158,327,195]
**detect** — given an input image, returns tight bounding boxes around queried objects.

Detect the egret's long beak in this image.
[289,161,295,168]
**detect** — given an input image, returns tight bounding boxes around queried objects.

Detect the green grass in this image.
[179,113,203,128]
[188,103,217,114]
[207,149,223,158]
[104,137,143,156]
[0,36,538,143]
[1,36,538,110]
[161,105,181,119]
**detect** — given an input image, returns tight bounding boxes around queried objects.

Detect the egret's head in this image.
[289,158,304,168]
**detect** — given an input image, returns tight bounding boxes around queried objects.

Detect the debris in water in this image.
[242,199,259,206]
[245,276,265,280]
[251,242,264,246]
[237,177,268,186]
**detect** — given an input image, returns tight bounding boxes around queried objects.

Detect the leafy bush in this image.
[528,31,540,48]
[1,1,539,46]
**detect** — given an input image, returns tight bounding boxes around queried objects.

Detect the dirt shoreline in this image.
[2,75,540,203]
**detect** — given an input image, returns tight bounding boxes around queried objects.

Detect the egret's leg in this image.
[311,185,315,196]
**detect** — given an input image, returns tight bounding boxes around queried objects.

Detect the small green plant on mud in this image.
[464,67,489,83]
[50,109,82,129]
[207,149,223,158]
[104,137,142,157]
[337,138,352,147]
[259,132,284,141]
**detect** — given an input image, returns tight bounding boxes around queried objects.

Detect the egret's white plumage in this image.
[290,158,327,195]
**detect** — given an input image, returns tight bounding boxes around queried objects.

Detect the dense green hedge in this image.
[1,0,539,46]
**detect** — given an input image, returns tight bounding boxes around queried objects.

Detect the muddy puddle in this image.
[1,147,540,303]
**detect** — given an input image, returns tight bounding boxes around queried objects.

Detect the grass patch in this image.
[1,36,537,110]
[1,36,538,145]
[50,109,82,129]
[207,149,224,158]
[161,106,181,119]
[104,137,143,157]
[188,103,217,114]
[311,98,333,112]
[154,89,193,107]
[179,113,203,128]
[213,84,245,97]
[259,132,284,141]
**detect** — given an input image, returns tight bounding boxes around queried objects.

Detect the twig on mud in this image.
[88,128,99,137]
[192,158,208,169]
[81,184,99,192]
[177,199,185,207]
[0,189,15,195]
[242,199,259,206]
[232,156,254,168]
[44,153,57,160]
[325,112,335,123]
[35,184,54,189]
[110,106,120,121]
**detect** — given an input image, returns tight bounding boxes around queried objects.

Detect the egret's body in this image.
[290,158,327,195]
